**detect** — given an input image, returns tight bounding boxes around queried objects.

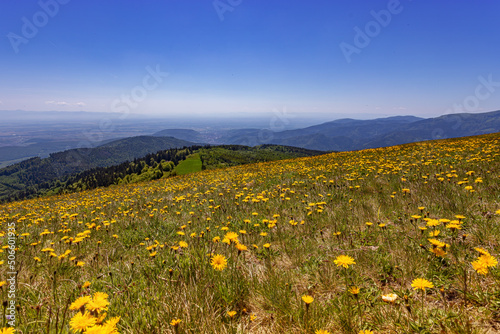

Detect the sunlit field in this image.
[1,133,500,333]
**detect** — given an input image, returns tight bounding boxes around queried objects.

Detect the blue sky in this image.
[1,0,499,119]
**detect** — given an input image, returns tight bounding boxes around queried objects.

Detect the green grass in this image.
[174,153,202,175]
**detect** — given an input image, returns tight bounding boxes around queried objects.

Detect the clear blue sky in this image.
[1,0,499,119]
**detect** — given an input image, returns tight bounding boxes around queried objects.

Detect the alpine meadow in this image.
[1,132,500,333]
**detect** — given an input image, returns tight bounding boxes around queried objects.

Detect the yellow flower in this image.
[411,278,434,291]
[474,247,490,256]
[82,281,91,289]
[348,286,360,295]
[381,293,398,303]
[301,295,314,304]
[315,330,331,334]
[359,331,374,334]
[69,295,92,310]
[0,328,16,334]
[70,311,96,332]
[472,259,489,275]
[227,310,237,318]
[430,247,446,257]
[210,254,227,271]
[235,243,247,252]
[263,243,271,249]
[179,241,188,248]
[334,255,355,268]
[428,238,446,248]
[224,231,239,243]
[86,292,110,313]
[472,254,498,275]
[170,319,182,326]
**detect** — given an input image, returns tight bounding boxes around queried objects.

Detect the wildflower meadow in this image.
[1,133,500,333]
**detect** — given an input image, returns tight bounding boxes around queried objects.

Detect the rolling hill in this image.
[0,136,196,202]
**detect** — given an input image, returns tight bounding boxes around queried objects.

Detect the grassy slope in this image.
[174,153,203,175]
[1,133,500,333]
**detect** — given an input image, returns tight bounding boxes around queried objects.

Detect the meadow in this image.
[1,133,500,333]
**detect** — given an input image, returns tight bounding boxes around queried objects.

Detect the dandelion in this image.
[86,292,109,314]
[235,243,247,253]
[224,231,239,244]
[315,330,331,334]
[179,241,188,248]
[0,328,16,334]
[334,255,355,268]
[411,278,434,291]
[302,295,314,305]
[348,286,360,296]
[170,319,182,326]
[359,331,374,334]
[471,259,489,275]
[70,295,92,311]
[474,247,490,256]
[210,254,227,271]
[472,254,498,275]
[227,310,237,318]
[263,243,271,249]
[70,311,96,332]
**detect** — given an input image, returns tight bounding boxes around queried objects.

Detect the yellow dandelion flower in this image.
[227,310,237,318]
[224,231,239,243]
[69,295,92,310]
[411,278,434,291]
[235,243,247,252]
[472,259,489,275]
[86,292,109,313]
[70,312,96,332]
[170,319,182,326]
[0,328,16,334]
[301,295,314,304]
[334,255,355,268]
[210,254,227,271]
[474,247,490,256]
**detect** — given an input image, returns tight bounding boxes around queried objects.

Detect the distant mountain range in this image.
[153,110,500,151]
